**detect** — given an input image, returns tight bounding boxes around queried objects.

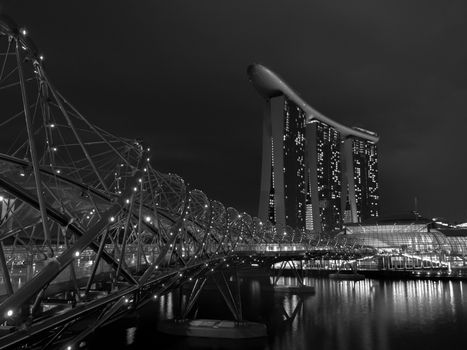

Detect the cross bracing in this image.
[0,15,375,349]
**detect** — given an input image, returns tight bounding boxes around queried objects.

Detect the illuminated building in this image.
[344,214,467,273]
[306,120,342,231]
[256,94,307,230]
[248,63,380,232]
[352,134,379,219]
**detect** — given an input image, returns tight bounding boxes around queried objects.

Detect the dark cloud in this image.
[2,0,467,221]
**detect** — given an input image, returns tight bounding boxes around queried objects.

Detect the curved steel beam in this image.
[0,172,140,320]
[0,153,113,202]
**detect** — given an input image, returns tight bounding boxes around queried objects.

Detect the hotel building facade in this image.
[248,64,380,233]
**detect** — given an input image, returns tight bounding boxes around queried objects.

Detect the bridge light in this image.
[50,123,55,128]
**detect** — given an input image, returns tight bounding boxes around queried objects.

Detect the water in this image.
[87,276,467,350]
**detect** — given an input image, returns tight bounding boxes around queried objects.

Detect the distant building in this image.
[342,213,467,272]
[306,120,342,232]
[341,133,379,224]
[248,63,380,232]
[257,95,307,230]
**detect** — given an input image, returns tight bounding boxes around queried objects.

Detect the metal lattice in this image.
[0,15,368,349]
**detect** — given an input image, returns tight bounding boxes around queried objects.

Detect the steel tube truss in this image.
[0,15,372,349]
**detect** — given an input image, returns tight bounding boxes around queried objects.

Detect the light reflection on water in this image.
[125,327,136,345]
[267,277,467,350]
[90,277,467,350]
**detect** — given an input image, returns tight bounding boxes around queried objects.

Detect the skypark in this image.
[247,63,379,142]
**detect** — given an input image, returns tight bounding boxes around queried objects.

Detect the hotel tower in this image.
[248,64,379,233]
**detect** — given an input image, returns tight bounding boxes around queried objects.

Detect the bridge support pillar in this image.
[212,268,243,322]
[272,259,305,287]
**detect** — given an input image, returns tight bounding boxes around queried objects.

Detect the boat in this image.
[157,319,267,339]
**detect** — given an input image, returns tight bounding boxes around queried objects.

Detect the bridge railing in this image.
[234,243,310,253]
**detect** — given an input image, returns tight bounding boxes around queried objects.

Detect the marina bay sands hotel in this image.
[248,64,379,233]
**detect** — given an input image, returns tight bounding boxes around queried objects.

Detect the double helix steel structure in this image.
[0,16,373,348]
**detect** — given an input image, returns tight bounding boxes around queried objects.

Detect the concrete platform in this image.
[157,319,267,339]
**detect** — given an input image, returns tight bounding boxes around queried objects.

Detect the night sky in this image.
[2,1,467,222]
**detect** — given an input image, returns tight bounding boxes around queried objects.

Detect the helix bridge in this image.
[0,15,375,349]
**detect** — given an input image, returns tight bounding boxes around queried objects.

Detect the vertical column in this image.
[368,142,380,218]
[305,122,322,233]
[258,101,272,222]
[340,137,348,224]
[342,137,358,223]
[270,96,286,230]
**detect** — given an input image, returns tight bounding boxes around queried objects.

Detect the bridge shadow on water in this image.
[84,272,467,350]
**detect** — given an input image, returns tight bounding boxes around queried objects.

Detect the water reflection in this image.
[125,327,136,345]
[266,277,467,350]
[89,277,467,350]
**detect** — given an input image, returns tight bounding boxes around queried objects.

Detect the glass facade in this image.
[283,98,307,228]
[260,95,379,233]
[252,63,380,233]
[346,223,467,270]
[267,97,307,228]
[307,120,342,232]
[352,138,379,220]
